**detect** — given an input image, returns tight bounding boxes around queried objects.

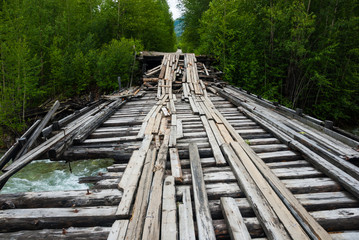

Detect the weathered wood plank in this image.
[125,149,156,240]
[189,143,216,240]
[107,220,128,240]
[220,197,252,240]
[170,148,183,181]
[116,135,153,216]
[161,176,177,240]
[142,129,170,240]
[200,116,226,166]
[179,187,196,240]
[221,144,290,240]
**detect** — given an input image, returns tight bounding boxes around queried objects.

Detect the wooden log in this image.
[125,149,157,240]
[178,187,196,240]
[189,143,216,240]
[0,189,122,209]
[0,206,118,232]
[161,176,177,240]
[107,220,129,240]
[220,197,252,240]
[170,148,183,181]
[73,99,125,144]
[0,227,111,239]
[15,101,60,160]
[142,129,170,240]
[0,120,41,170]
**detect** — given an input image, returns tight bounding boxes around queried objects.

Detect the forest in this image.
[179,0,359,127]
[1,0,358,146]
[0,0,175,144]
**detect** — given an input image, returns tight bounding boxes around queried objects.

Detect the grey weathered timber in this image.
[0,227,111,239]
[74,99,125,144]
[142,129,170,240]
[161,176,177,240]
[220,197,252,240]
[0,120,40,170]
[0,206,117,232]
[116,134,153,216]
[230,142,311,239]
[170,148,183,181]
[107,220,129,240]
[221,144,290,240]
[15,101,60,160]
[189,143,216,240]
[0,189,122,209]
[179,187,196,240]
[200,116,226,166]
[125,149,157,240]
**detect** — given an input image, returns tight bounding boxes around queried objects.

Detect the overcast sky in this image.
[167,0,182,20]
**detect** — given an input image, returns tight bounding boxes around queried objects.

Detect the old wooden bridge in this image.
[1,52,359,239]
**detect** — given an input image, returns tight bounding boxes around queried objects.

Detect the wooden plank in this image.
[230,142,309,239]
[142,129,170,240]
[145,117,156,135]
[107,220,129,240]
[162,107,170,117]
[161,176,177,240]
[217,123,234,143]
[179,187,196,240]
[152,112,162,134]
[220,197,251,240]
[176,119,183,139]
[188,97,199,114]
[208,120,225,146]
[189,143,216,240]
[116,135,153,216]
[170,148,183,181]
[169,125,177,147]
[200,116,226,166]
[125,149,157,240]
[213,105,331,239]
[159,117,168,135]
[220,143,289,240]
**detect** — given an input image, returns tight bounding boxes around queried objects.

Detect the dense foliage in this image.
[180,0,359,125]
[0,0,175,136]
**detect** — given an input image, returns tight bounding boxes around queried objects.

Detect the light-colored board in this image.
[161,176,177,240]
[142,130,170,240]
[200,116,226,166]
[220,197,252,240]
[189,143,216,240]
[125,149,156,240]
[170,148,183,181]
[179,187,196,240]
[107,220,129,240]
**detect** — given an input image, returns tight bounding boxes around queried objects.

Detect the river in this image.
[0,156,113,194]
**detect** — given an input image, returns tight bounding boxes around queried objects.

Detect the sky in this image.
[167,0,182,20]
